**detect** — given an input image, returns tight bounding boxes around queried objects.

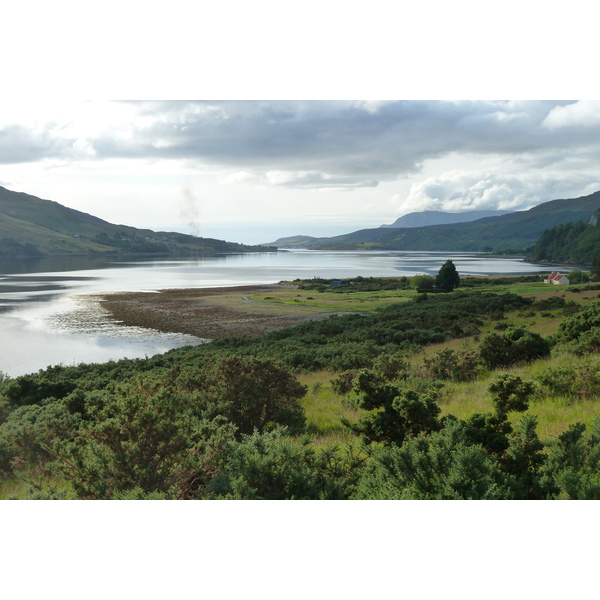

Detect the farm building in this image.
[544,272,570,285]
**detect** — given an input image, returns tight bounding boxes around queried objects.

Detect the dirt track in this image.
[94,284,349,339]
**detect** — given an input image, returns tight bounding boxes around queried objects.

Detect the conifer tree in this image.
[436,259,460,291]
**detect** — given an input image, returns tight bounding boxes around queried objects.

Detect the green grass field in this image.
[249,287,414,313]
[278,276,600,445]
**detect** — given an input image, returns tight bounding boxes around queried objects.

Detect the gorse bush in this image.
[206,428,365,500]
[421,348,480,382]
[556,303,600,340]
[354,420,513,500]
[535,362,600,401]
[477,325,551,369]
[341,370,442,446]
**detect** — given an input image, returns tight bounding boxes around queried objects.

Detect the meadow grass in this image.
[297,372,360,431]
[291,280,600,446]
[249,288,414,314]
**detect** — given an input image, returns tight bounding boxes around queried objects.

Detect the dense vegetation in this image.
[3,269,600,499]
[526,208,600,267]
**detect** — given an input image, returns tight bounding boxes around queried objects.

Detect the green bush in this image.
[206,428,365,499]
[341,370,442,445]
[539,420,600,499]
[55,388,236,499]
[535,363,600,401]
[477,326,551,369]
[556,303,600,343]
[353,420,513,499]
[422,348,480,382]
[190,356,307,436]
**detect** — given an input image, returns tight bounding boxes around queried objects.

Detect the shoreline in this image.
[93,283,354,340]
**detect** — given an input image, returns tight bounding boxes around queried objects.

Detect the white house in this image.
[544,272,570,285]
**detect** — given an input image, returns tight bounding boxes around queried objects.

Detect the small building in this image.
[330,280,344,286]
[544,272,570,285]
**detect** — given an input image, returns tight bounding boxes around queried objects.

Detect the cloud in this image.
[393,169,600,215]
[265,170,379,190]
[218,170,261,185]
[543,100,600,129]
[2,100,600,197]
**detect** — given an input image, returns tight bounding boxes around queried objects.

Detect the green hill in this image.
[274,191,600,253]
[0,186,274,257]
[526,208,600,265]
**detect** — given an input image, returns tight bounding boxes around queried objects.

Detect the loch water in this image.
[0,251,562,376]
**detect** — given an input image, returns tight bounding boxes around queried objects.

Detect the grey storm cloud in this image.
[2,100,600,190]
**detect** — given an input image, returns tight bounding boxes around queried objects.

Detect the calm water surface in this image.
[0,251,561,376]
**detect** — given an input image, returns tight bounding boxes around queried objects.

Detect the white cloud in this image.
[265,170,379,190]
[543,100,600,129]
[218,171,261,185]
[392,169,600,216]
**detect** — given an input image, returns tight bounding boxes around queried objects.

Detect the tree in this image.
[436,260,460,291]
[567,269,589,284]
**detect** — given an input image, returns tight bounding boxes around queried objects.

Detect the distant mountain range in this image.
[380,209,514,228]
[268,191,600,253]
[0,186,274,257]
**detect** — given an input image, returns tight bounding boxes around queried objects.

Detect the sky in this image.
[3,99,600,245]
[1,3,599,248]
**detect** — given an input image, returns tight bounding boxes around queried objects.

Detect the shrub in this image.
[55,389,236,499]
[535,363,600,401]
[422,348,480,382]
[186,356,307,436]
[372,354,410,381]
[411,275,435,290]
[489,374,536,417]
[206,429,365,499]
[341,370,442,445]
[477,326,551,369]
[331,370,359,395]
[353,420,513,499]
[556,303,600,343]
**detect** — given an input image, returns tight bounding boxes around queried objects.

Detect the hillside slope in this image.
[276,191,600,252]
[380,209,513,228]
[0,186,274,257]
[526,208,600,264]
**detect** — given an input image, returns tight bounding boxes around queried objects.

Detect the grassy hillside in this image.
[0,186,274,257]
[274,191,600,252]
